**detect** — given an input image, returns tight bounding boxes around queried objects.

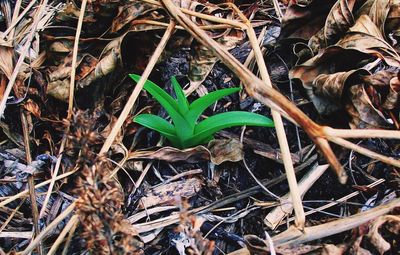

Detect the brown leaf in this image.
[138,177,203,209]
[208,138,243,165]
[338,15,400,67]
[309,69,369,115]
[345,85,392,129]
[383,76,400,110]
[128,146,211,163]
[367,215,400,254]
[309,0,356,52]
[280,0,337,40]
[23,99,41,118]
[111,1,158,32]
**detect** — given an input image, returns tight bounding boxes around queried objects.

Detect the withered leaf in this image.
[309,0,356,52]
[346,85,392,129]
[138,177,203,209]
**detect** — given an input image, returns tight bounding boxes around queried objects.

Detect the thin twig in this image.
[0,169,77,207]
[47,215,79,255]
[61,216,79,255]
[239,6,305,228]
[21,109,43,254]
[21,202,76,255]
[329,136,400,168]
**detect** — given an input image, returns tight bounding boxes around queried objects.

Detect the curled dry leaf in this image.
[22,99,41,118]
[128,139,243,165]
[346,84,392,129]
[111,1,158,32]
[207,138,243,165]
[138,177,203,209]
[309,0,356,52]
[128,145,211,163]
[280,0,337,40]
[47,53,98,101]
[367,215,400,254]
[339,15,400,67]
[382,75,400,110]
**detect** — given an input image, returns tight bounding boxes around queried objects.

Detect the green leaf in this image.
[171,76,189,115]
[186,87,240,124]
[134,114,179,144]
[185,111,274,147]
[129,74,193,140]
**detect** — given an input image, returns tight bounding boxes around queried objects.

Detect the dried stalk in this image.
[67,0,87,119]
[143,0,247,29]
[0,169,76,207]
[264,164,329,229]
[228,197,400,254]
[324,127,400,139]
[21,109,42,254]
[244,12,305,228]
[47,215,79,255]
[284,178,385,225]
[100,21,176,154]
[272,198,400,246]
[21,202,76,255]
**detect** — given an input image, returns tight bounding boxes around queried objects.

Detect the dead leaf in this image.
[382,75,400,110]
[111,1,158,32]
[280,0,337,40]
[309,0,356,52]
[23,99,41,118]
[128,146,211,163]
[346,85,392,129]
[338,15,400,67]
[321,244,347,255]
[208,138,243,165]
[367,215,400,254]
[138,177,203,209]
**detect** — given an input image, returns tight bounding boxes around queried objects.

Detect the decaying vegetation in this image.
[0,0,399,254]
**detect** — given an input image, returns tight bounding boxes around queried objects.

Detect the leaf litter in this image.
[0,0,399,254]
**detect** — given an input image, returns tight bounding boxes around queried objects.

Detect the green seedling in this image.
[130,74,274,148]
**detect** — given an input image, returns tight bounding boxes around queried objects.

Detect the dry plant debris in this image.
[0,0,399,254]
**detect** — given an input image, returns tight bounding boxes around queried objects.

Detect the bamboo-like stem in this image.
[324,127,400,139]
[21,202,76,255]
[328,136,400,168]
[67,0,87,119]
[47,215,79,255]
[272,198,400,245]
[0,0,49,117]
[21,110,42,254]
[100,21,176,154]
[143,0,247,29]
[245,17,305,229]
[61,216,79,255]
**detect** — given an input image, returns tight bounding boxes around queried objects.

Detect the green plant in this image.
[130,74,274,148]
